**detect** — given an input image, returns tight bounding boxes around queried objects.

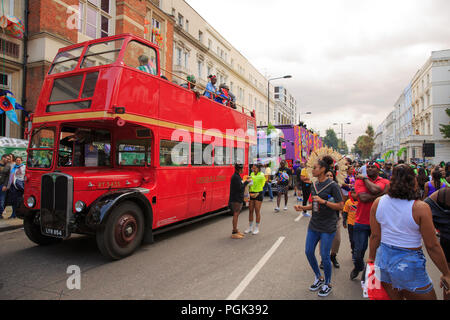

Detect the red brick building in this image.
[1,0,174,138]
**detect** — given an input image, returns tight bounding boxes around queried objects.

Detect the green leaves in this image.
[439,108,450,139]
[353,125,375,159]
[397,147,407,158]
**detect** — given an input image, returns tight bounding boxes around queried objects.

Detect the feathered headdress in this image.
[306,147,348,185]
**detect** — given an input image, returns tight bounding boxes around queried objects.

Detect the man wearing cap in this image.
[204,75,218,100]
[350,161,390,280]
[181,75,201,99]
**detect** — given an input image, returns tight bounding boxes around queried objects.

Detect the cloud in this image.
[186,0,450,147]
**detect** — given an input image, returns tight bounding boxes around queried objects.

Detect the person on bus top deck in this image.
[204,75,218,99]
[181,75,201,99]
[215,84,232,105]
[137,55,157,76]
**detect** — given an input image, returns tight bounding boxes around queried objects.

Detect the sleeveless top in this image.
[376,195,422,248]
[427,181,446,197]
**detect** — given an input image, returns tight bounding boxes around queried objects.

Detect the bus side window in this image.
[160,140,188,167]
[234,147,245,165]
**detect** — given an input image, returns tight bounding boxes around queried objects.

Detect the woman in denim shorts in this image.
[368,164,450,300]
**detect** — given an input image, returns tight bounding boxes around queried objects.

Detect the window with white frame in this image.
[185,20,189,32]
[183,51,189,68]
[197,60,203,78]
[198,31,203,43]
[79,0,113,39]
[178,14,184,27]
[175,47,182,66]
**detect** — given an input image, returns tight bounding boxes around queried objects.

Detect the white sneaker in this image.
[284,207,288,211]
[244,226,253,234]
[274,207,280,212]
[253,226,259,235]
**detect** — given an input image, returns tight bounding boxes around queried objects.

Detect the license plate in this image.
[42,227,66,238]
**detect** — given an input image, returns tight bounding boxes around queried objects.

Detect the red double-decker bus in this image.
[18,34,257,260]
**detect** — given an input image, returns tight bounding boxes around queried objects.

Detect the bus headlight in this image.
[75,201,86,213]
[27,196,36,208]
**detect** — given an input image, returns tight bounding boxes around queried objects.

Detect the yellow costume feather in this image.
[306,147,348,185]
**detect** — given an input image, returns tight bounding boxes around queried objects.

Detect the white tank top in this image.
[376,195,422,248]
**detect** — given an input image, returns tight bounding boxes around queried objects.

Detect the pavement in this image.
[0,207,23,232]
[0,190,445,300]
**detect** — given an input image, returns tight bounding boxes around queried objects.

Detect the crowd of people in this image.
[0,153,25,220]
[228,157,450,300]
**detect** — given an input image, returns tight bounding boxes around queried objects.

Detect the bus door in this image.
[156,139,189,226]
[188,143,214,217]
[210,145,231,212]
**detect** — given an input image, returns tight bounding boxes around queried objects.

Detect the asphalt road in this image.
[0,191,445,300]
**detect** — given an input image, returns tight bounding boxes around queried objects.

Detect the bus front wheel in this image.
[96,201,144,260]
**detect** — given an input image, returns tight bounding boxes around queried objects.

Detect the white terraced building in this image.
[375,49,450,164]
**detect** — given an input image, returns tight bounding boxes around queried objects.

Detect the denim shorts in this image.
[375,242,433,294]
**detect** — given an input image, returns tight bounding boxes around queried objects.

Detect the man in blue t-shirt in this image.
[204,75,218,99]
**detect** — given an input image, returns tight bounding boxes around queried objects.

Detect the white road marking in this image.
[295,214,303,222]
[226,236,286,300]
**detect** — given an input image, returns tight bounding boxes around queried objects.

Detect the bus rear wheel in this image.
[96,202,144,260]
[24,214,62,246]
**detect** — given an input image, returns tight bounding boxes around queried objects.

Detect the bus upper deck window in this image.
[80,39,124,69]
[49,47,84,75]
[124,41,158,76]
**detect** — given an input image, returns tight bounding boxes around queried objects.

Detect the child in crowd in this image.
[343,191,358,258]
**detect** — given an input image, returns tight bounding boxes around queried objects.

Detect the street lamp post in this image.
[333,122,351,141]
[267,75,292,126]
[333,122,351,153]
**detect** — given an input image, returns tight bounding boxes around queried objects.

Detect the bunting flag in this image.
[0,89,27,126]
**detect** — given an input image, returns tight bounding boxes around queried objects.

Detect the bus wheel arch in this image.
[96,200,146,260]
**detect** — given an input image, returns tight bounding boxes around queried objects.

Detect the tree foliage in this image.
[323,129,339,150]
[440,108,450,139]
[353,125,375,159]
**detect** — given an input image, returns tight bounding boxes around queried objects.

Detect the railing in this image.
[159,66,256,118]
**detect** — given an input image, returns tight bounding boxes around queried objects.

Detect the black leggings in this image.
[302,186,311,207]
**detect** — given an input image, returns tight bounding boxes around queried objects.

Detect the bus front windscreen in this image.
[48,47,84,75]
[80,39,124,69]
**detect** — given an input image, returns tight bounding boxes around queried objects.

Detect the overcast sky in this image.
[186,0,450,147]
